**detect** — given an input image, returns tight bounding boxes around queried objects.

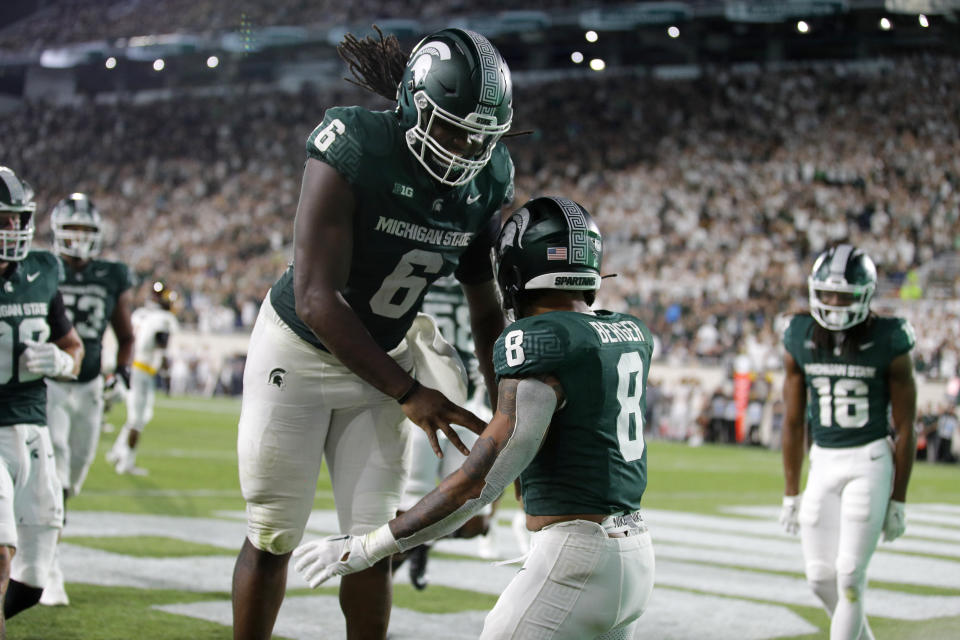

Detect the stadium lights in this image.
[153,58,165,71]
[571,51,584,64]
[207,56,219,68]
[105,57,117,69]
[589,58,606,71]
[667,26,680,38]
[585,30,598,43]
[797,20,810,34]
[919,14,929,28]
[879,17,892,30]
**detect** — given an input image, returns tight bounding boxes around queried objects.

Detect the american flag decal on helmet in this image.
[547,246,567,260]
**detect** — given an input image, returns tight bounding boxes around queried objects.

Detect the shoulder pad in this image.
[494,315,569,378]
[306,107,397,183]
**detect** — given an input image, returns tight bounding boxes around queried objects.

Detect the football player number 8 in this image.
[616,351,646,461]
[502,332,646,462]
[0,318,52,384]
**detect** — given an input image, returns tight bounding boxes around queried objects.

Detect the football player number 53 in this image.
[504,330,646,462]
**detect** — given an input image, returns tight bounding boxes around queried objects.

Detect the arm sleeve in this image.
[394,377,557,552]
[47,291,73,342]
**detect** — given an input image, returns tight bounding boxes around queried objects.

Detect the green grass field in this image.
[10,395,960,639]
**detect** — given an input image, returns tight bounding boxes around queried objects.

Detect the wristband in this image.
[396,380,421,404]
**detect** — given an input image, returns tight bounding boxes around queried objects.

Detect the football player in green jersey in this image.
[0,167,83,632]
[294,197,656,640]
[232,27,513,640]
[780,244,917,640]
[40,192,135,606]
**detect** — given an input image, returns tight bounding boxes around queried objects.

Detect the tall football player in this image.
[295,197,656,640]
[106,281,178,475]
[780,244,917,640]
[41,193,135,606]
[0,167,83,631]
[232,27,512,640]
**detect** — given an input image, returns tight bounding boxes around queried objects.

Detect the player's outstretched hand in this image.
[293,535,370,588]
[400,384,486,457]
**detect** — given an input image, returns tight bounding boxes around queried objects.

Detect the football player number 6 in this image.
[370,250,444,319]
[313,119,345,153]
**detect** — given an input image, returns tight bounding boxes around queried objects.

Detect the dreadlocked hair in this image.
[337,25,408,101]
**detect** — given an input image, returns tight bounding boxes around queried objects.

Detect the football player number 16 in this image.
[504,330,646,462]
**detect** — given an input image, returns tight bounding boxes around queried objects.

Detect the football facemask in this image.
[51,193,103,260]
[0,166,36,262]
[397,28,512,188]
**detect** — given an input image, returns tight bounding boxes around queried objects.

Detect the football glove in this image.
[22,340,75,378]
[882,500,906,542]
[293,524,399,588]
[116,365,131,389]
[779,495,801,535]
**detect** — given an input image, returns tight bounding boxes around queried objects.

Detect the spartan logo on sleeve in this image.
[267,368,286,390]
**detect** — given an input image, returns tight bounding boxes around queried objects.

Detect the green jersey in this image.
[783,314,915,448]
[0,250,68,426]
[494,310,653,516]
[59,257,134,382]
[271,106,514,352]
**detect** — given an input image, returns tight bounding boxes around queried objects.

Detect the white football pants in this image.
[46,376,105,496]
[0,424,63,588]
[480,519,654,640]
[799,437,894,640]
[125,367,156,433]
[238,294,413,555]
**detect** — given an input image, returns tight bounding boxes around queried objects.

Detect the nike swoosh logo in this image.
[870,451,886,459]
[466,193,481,205]
[859,342,875,351]
[95,269,109,277]
[26,272,40,282]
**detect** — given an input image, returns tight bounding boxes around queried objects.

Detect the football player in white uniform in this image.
[780,244,917,640]
[0,167,83,630]
[41,193,135,606]
[106,281,178,475]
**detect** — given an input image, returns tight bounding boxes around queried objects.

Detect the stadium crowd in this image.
[2,53,958,454]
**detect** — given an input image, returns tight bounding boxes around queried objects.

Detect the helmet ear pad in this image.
[504,264,523,311]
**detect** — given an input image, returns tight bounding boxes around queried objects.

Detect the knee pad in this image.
[245,504,306,555]
[836,556,867,599]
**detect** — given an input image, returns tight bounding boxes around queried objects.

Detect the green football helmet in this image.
[494,196,603,313]
[808,243,877,331]
[396,28,512,187]
[51,192,103,260]
[0,166,36,262]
